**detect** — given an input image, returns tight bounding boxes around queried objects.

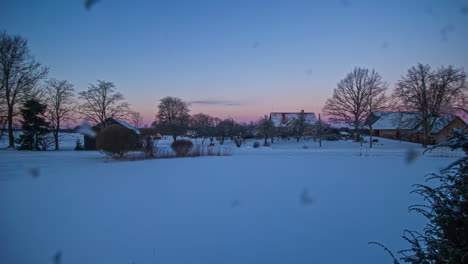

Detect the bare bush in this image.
[171,139,193,157]
[253,142,260,148]
[234,138,243,147]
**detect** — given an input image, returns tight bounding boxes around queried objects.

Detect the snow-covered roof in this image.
[114,119,141,135]
[371,112,463,133]
[270,112,317,127]
[371,112,420,130]
[416,116,459,134]
[92,118,141,135]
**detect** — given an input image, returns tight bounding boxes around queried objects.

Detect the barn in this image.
[367,111,466,144]
[83,118,141,150]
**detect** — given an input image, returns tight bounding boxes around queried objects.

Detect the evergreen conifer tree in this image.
[16,99,50,150]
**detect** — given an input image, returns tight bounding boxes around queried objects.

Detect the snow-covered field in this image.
[0,134,463,264]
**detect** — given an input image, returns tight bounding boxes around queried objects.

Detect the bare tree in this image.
[190,113,213,144]
[156,96,190,141]
[0,31,48,148]
[44,79,76,150]
[323,67,387,141]
[313,113,330,148]
[207,116,221,144]
[216,118,235,145]
[257,115,275,145]
[0,95,7,142]
[365,72,388,148]
[394,64,466,147]
[443,74,468,122]
[78,80,130,127]
[292,111,309,142]
[130,111,143,128]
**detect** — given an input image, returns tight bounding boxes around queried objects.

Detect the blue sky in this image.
[1,0,467,124]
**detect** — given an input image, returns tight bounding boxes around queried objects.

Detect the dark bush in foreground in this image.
[253,142,260,148]
[96,124,140,158]
[234,138,243,148]
[171,139,193,157]
[370,129,468,264]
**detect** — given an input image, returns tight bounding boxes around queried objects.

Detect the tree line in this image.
[1,30,467,150]
[0,31,139,150]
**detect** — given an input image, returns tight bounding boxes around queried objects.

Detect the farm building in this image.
[367,112,420,140]
[83,118,141,150]
[415,116,467,144]
[366,111,466,144]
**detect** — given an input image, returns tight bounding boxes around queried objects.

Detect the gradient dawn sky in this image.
[1,0,468,125]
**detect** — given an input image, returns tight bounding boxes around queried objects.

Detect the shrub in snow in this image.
[372,138,379,143]
[171,139,193,157]
[253,142,260,148]
[96,124,140,158]
[74,138,84,151]
[302,145,309,149]
[234,138,243,148]
[264,141,271,147]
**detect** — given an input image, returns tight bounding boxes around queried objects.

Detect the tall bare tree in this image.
[78,80,130,127]
[0,31,48,148]
[0,93,7,142]
[155,96,190,141]
[323,67,387,140]
[394,64,466,147]
[45,79,76,150]
[130,111,143,128]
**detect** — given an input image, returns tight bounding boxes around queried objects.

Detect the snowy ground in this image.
[0,134,463,264]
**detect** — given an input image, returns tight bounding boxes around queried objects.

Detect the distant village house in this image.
[269,110,317,127]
